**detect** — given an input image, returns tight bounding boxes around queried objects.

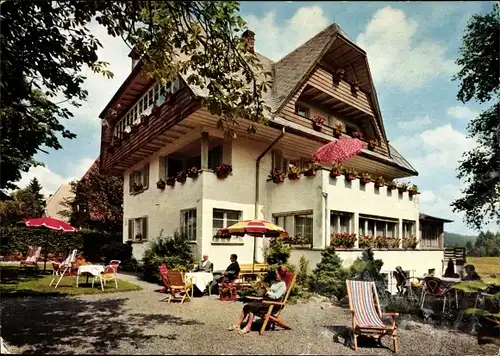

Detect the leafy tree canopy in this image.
[1,0,270,189]
[451,4,500,230]
[0,188,41,225]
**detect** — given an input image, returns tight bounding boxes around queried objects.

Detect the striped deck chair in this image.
[20,245,42,268]
[49,249,77,288]
[346,280,398,353]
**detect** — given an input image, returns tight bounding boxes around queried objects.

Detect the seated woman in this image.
[462,264,481,281]
[228,266,288,334]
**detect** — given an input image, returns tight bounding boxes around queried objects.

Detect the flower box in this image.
[287,167,301,180]
[333,123,343,138]
[359,173,372,185]
[408,184,419,196]
[176,171,187,183]
[312,116,325,132]
[330,233,356,248]
[269,170,286,184]
[397,187,407,194]
[166,177,176,186]
[332,68,345,84]
[187,167,199,179]
[330,169,341,178]
[367,139,377,151]
[214,163,232,179]
[386,181,397,191]
[359,235,376,248]
[302,164,319,177]
[351,80,361,94]
[374,176,385,188]
[156,179,166,190]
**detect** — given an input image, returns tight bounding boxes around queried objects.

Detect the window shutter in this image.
[142,217,148,240]
[143,164,150,188]
[128,219,134,240]
[128,173,134,193]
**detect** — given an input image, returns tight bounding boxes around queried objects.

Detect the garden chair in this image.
[255,272,296,335]
[91,264,118,291]
[420,276,458,313]
[159,264,169,293]
[20,245,42,268]
[162,270,192,304]
[49,249,77,288]
[109,260,121,272]
[345,280,398,353]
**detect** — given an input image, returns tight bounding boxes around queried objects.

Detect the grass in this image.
[0,265,142,297]
[468,257,500,276]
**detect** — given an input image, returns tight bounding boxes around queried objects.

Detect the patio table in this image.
[184,272,213,297]
[76,264,104,287]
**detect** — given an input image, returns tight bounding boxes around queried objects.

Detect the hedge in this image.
[0,226,122,262]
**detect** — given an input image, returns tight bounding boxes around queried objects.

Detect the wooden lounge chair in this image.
[49,249,78,288]
[20,245,42,268]
[159,264,170,293]
[160,268,192,304]
[256,272,296,335]
[346,280,399,353]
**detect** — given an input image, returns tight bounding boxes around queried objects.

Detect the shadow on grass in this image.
[1,296,204,354]
[0,266,48,285]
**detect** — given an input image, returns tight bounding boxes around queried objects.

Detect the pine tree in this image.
[28,177,45,217]
[311,247,349,300]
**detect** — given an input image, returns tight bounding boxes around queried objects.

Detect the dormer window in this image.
[296,104,310,118]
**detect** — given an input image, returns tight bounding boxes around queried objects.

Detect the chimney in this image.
[128,46,140,71]
[242,30,255,53]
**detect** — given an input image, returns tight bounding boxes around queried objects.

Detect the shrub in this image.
[291,255,313,300]
[310,247,350,301]
[264,238,293,285]
[349,248,388,305]
[142,230,194,284]
[100,241,133,264]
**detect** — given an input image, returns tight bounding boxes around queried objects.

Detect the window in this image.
[128,217,148,241]
[129,164,150,193]
[273,211,313,245]
[331,211,353,233]
[295,214,313,241]
[181,209,197,241]
[403,221,415,237]
[208,145,223,169]
[186,155,201,170]
[359,215,399,237]
[295,104,309,118]
[420,222,441,248]
[212,209,241,236]
[272,151,308,172]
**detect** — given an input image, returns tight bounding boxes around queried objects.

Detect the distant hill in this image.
[444,231,477,247]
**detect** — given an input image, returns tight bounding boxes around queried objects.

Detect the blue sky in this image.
[19,1,499,235]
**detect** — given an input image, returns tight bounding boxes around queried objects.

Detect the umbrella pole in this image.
[252,235,256,275]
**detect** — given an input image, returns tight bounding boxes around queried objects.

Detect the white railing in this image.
[113,76,180,139]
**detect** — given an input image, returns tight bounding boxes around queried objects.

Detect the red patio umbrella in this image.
[22,217,77,271]
[313,137,366,163]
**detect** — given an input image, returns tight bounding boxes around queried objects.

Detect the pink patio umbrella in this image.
[312,137,366,163]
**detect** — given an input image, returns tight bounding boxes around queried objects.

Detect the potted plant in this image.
[330,163,343,178]
[140,114,149,126]
[397,182,408,194]
[268,169,286,184]
[132,182,143,192]
[343,168,358,181]
[156,179,166,190]
[353,131,363,139]
[367,139,377,151]
[187,166,200,179]
[166,176,176,186]
[333,123,343,138]
[402,236,418,249]
[351,80,361,94]
[375,176,385,188]
[359,235,375,248]
[332,68,345,84]
[360,172,372,185]
[303,163,320,177]
[176,171,187,183]
[214,163,233,179]
[287,166,301,180]
[386,180,397,191]
[408,184,419,197]
[219,281,238,301]
[135,233,143,242]
[312,115,325,132]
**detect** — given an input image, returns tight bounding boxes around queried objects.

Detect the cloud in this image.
[244,6,329,61]
[447,105,478,121]
[16,157,95,196]
[356,6,458,89]
[397,116,432,131]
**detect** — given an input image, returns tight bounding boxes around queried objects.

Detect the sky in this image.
[17,1,499,235]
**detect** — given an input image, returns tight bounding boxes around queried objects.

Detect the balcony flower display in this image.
[268,169,286,184]
[176,171,187,183]
[312,115,325,132]
[397,182,408,194]
[402,236,418,249]
[333,123,343,138]
[353,131,364,139]
[408,184,419,197]
[343,167,358,181]
[360,172,372,185]
[376,236,400,249]
[332,68,345,84]
[359,235,376,248]
[214,163,232,179]
[287,166,301,180]
[330,163,343,178]
[132,183,143,193]
[375,176,385,188]
[330,233,356,248]
[351,80,361,94]
[166,177,176,186]
[302,163,320,177]
[367,139,377,151]
[156,179,166,190]
[187,166,200,179]
[386,180,397,191]
[287,234,312,246]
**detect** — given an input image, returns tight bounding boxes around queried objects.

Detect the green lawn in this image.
[468,257,500,276]
[0,265,142,297]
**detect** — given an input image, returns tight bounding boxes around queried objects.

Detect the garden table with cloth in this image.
[76,265,105,287]
[184,272,213,297]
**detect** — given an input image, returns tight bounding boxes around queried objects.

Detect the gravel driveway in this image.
[1,273,498,355]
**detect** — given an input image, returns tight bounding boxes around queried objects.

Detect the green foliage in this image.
[310,247,350,301]
[266,238,291,266]
[463,231,500,257]
[100,241,133,265]
[142,230,195,284]
[1,0,270,189]
[60,169,123,232]
[28,178,45,217]
[444,231,477,247]
[291,255,313,300]
[0,188,42,226]
[451,4,500,229]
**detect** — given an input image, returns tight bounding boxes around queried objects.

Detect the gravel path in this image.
[1,273,498,355]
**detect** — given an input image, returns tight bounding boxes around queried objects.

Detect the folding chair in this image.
[20,245,42,268]
[346,280,399,353]
[420,276,458,313]
[92,264,118,291]
[49,249,77,288]
[161,269,192,304]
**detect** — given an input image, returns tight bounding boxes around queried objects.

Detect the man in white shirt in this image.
[194,254,213,273]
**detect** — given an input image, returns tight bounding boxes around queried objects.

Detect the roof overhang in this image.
[419,213,454,223]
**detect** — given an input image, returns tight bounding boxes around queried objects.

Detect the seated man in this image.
[463,264,481,281]
[209,254,240,294]
[194,254,213,273]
